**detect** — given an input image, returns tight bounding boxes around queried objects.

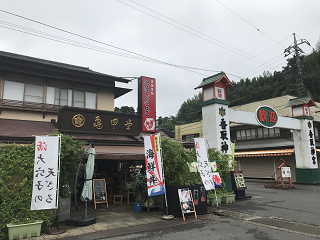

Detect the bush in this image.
[0,144,53,239]
[161,138,192,185]
[0,131,84,239]
[50,130,84,197]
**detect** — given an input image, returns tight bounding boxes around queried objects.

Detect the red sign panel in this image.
[141,76,156,132]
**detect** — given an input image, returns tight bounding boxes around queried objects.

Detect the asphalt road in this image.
[101,216,318,240]
[102,180,320,240]
[222,180,320,226]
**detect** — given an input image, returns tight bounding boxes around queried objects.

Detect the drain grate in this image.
[249,218,320,236]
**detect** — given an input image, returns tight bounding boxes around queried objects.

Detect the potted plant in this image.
[127,166,147,212]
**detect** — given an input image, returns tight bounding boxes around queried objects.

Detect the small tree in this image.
[127,166,147,203]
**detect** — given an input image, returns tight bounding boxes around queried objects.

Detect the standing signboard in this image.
[178,188,197,221]
[194,138,215,190]
[93,179,108,209]
[144,135,165,196]
[31,136,60,210]
[138,76,156,132]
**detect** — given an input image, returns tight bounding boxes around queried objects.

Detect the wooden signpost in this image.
[93,179,108,209]
[178,188,197,221]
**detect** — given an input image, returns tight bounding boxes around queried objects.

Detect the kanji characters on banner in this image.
[194,138,215,190]
[212,172,223,188]
[144,135,165,196]
[31,136,60,210]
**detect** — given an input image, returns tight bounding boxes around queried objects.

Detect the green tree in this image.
[114,106,135,114]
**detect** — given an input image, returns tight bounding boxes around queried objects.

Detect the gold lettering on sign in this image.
[72,114,85,127]
[124,119,133,130]
[111,118,118,129]
[93,116,103,129]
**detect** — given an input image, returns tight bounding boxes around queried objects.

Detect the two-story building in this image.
[0,50,146,192]
[175,95,320,182]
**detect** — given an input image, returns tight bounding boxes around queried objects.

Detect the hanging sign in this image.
[139,76,156,132]
[210,161,217,172]
[189,162,198,172]
[212,172,223,188]
[194,138,215,190]
[255,105,278,128]
[144,135,165,196]
[31,136,60,210]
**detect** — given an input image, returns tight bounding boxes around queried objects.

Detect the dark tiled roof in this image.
[285,96,316,107]
[0,50,129,83]
[195,71,233,89]
[0,119,55,138]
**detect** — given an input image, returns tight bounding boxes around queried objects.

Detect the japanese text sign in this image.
[281,167,291,178]
[139,76,156,132]
[57,107,141,136]
[31,136,60,210]
[144,135,165,196]
[255,105,278,128]
[194,138,215,190]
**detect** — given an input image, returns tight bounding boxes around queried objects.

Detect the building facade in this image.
[0,50,147,195]
[175,95,320,182]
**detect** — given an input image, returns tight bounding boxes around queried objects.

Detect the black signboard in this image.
[231,170,247,190]
[57,107,141,136]
[93,179,108,209]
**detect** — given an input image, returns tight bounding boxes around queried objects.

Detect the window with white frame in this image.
[73,90,97,109]
[3,80,43,103]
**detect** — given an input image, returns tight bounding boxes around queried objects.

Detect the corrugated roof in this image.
[235,149,294,157]
[285,96,316,108]
[0,50,129,83]
[195,71,233,89]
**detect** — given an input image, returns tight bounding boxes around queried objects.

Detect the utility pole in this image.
[284,33,311,96]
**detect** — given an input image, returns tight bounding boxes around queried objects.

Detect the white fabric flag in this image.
[194,138,215,190]
[31,136,59,210]
[144,135,165,196]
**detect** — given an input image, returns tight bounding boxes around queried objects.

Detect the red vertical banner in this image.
[139,76,156,132]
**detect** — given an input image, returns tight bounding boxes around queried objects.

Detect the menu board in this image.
[232,170,247,190]
[93,179,108,209]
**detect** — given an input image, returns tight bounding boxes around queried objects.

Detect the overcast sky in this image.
[1,1,319,117]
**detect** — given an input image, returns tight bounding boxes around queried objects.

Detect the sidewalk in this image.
[33,202,217,240]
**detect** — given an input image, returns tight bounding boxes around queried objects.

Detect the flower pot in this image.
[211,196,222,206]
[134,202,142,213]
[222,194,236,204]
[7,220,43,240]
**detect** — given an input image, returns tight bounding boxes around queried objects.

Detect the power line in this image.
[0,9,214,77]
[215,0,284,47]
[117,0,266,64]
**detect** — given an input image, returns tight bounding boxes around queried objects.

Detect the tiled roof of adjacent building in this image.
[285,96,316,108]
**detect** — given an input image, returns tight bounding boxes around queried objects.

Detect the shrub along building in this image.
[0,50,149,196]
[175,72,320,183]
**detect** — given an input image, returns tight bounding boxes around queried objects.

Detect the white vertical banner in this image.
[194,138,215,190]
[31,136,60,210]
[144,135,165,196]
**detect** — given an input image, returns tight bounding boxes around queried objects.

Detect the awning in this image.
[88,145,145,160]
[235,149,295,157]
